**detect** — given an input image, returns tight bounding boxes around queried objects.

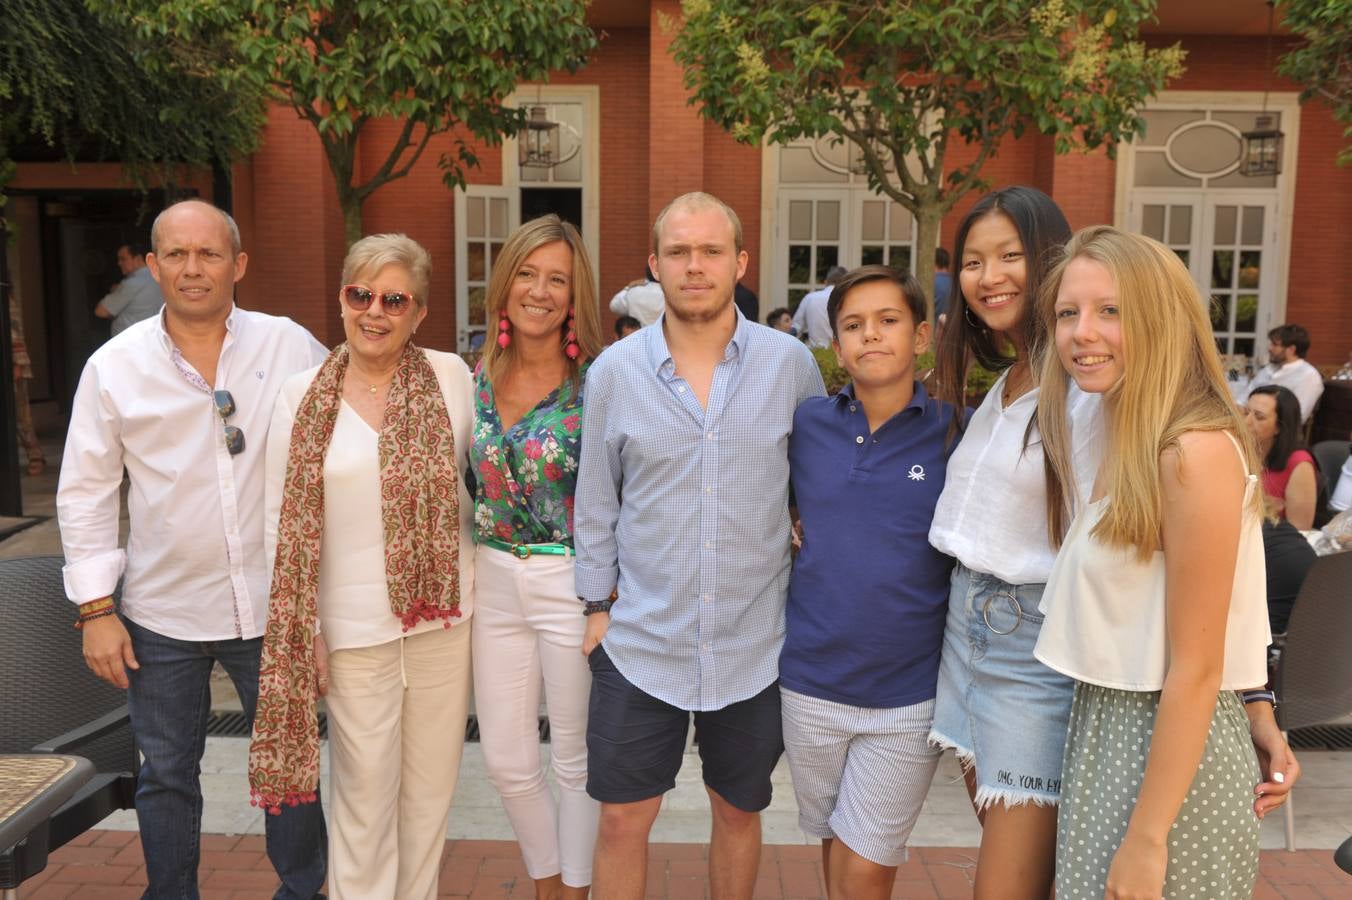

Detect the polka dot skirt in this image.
[1055,684,1260,899]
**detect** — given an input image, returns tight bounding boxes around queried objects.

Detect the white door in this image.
[1129,192,1277,360]
[778,190,848,310]
[454,187,519,353]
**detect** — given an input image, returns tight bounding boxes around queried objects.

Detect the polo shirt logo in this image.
[908,464,925,481]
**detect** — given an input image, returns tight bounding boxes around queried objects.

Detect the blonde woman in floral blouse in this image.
[472,215,605,900]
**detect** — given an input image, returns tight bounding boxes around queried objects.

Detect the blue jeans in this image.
[125,617,327,899]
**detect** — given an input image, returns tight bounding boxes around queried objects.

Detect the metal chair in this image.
[0,555,138,894]
[1272,549,1352,851]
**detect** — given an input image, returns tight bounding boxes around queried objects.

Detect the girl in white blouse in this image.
[1036,226,1278,899]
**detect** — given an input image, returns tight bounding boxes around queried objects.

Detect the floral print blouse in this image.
[471,364,587,546]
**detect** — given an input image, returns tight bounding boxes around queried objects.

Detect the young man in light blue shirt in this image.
[574,192,824,899]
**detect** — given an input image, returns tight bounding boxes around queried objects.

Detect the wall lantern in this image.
[1239,114,1283,177]
[518,106,561,169]
[1240,1,1284,178]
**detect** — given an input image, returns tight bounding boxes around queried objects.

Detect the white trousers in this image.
[472,546,599,886]
[324,622,472,900]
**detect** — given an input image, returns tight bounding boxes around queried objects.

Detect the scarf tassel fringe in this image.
[250,789,319,816]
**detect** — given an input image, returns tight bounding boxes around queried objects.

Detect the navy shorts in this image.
[585,643,783,811]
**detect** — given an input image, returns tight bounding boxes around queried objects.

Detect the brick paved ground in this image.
[14,831,1352,899]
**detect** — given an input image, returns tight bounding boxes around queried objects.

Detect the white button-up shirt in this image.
[1245,358,1325,423]
[57,306,328,641]
[929,370,1103,586]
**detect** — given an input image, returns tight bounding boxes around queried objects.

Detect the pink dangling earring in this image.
[497,311,511,348]
[564,310,580,360]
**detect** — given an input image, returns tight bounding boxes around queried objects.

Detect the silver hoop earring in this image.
[964,305,983,330]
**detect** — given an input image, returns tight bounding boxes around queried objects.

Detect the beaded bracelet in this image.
[74,606,118,630]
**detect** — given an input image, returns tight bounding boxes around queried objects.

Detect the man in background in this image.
[792,265,846,350]
[95,241,164,336]
[1245,323,1325,422]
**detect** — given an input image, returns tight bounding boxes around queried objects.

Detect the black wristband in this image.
[582,599,613,616]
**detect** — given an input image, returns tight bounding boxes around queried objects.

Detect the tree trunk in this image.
[341,192,363,248]
[913,203,943,325]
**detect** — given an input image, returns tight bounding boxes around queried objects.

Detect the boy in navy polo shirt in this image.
[780,265,958,897]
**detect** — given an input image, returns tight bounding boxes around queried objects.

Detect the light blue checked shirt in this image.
[574,311,825,711]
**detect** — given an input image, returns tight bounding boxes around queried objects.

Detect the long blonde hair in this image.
[1038,226,1261,559]
[480,215,603,393]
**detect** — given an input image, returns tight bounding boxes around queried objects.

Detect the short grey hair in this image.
[150,200,242,256]
[341,234,433,306]
[652,191,744,254]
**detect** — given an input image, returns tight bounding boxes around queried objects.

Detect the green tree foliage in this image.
[0,0,265,236]
[1277,0,1352,165]
[670,0,1185,314]
[105,0,598,245]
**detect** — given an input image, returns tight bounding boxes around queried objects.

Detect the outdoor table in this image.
[0,754,94,896]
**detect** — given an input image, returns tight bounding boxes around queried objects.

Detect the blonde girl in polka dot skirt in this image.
[1033,227,1297,899]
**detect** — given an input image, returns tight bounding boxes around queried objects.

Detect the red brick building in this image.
[8,0,1350,419]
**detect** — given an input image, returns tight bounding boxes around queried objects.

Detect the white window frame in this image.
[1114,91,1301,329]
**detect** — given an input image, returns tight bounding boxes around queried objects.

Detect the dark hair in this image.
[1250,384,1307,470]
[934,247,950,270]
[824,265,848,285]
[122,240,149,259]
[934,186,1072,413]
[827,265,927,337]
[614,315,641,339]
[766,307,791,325]
[1267,323,1311,358]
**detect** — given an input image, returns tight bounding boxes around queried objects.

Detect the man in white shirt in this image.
[94,241,164,336]
[1245,323,1325,422]
[608,265,665,327]
[791,265,846,349]
[57,200,328,899]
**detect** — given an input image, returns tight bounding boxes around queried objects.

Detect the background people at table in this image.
[1246,384,1319,530]
[471,214,604,900]
[58,199,328,899]
[608,265,664,327]
[927,186,1086,900]
[252,233,475,900]
[1243,323,1324,423]
[575,192,824,899]
[1035,226,1273,898]
[780,265,956,899]
[793,265,846,350]
[94,241,165,336]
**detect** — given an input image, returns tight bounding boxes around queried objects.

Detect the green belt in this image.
[479,536,573,559]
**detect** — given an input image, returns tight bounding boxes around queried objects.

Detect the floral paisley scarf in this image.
[248,340,461,813]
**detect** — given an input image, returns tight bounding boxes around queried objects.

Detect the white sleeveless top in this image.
[1034,434,1270,691]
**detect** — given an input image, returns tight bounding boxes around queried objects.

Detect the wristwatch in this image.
[581,589,618,616]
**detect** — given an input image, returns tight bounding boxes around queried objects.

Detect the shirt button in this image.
[702,642,711,652]
[850,405,857,412]
[704,541,712,549]
[704,486,713,494]
[856,435,864,444]
[703,594,712,603]
[707,432,715,440]
[678,386,686,393]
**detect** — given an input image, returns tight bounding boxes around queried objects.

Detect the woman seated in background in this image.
[1245,384,1318,530]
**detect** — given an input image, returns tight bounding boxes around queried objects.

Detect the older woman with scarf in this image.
[249,234,476,900]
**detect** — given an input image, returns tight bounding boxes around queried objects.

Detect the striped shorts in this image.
[780,688,940,867]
